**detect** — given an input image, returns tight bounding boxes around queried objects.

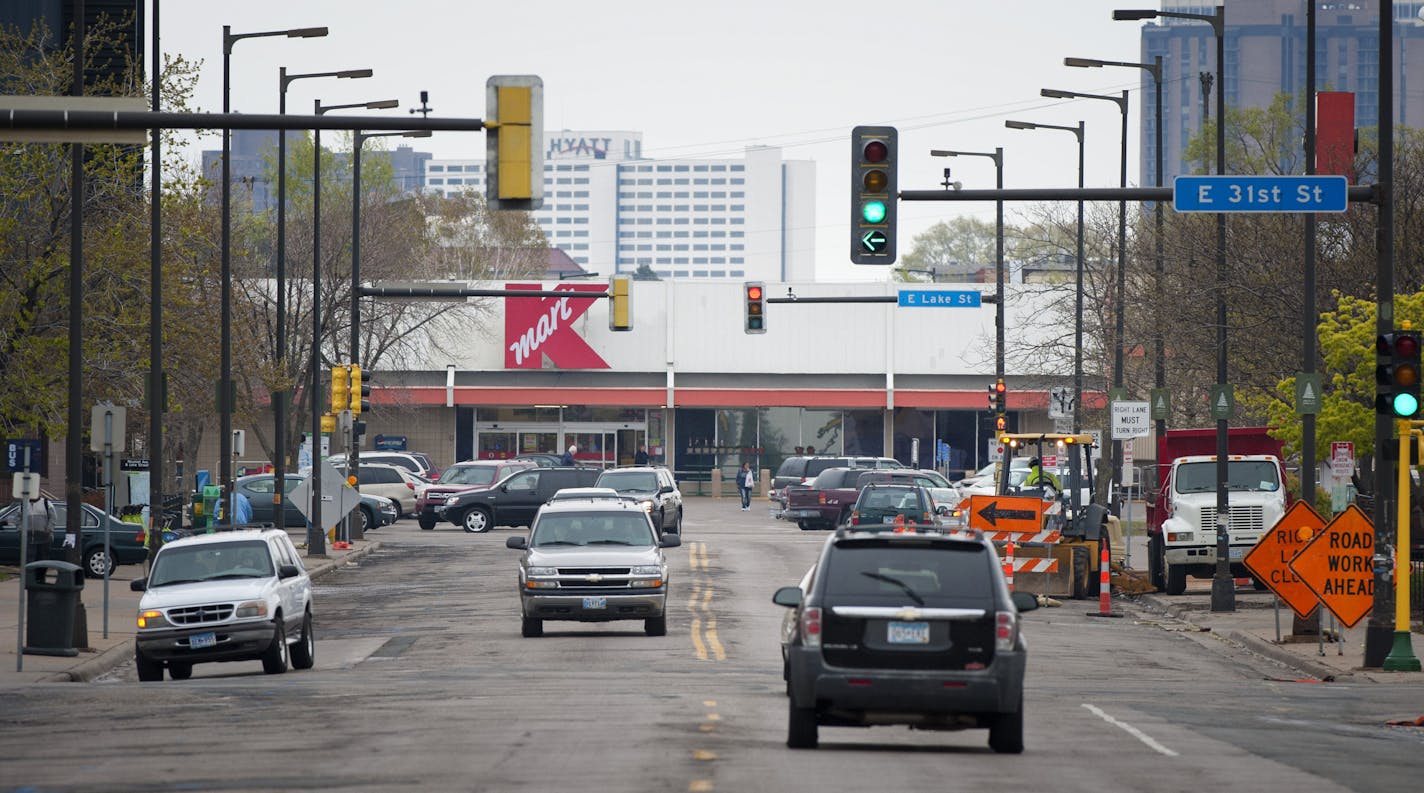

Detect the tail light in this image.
[850,511,861,525]
[801,607,822,648]
[818,492,827,504]
[995,610,1017,652]
[406,481,416,490]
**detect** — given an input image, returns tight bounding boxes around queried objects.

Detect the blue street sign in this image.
[897,290,982,308]
[5,438,42,472]
[1173,175,1348,213]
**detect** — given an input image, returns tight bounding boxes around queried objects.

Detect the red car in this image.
[416,459,537,530]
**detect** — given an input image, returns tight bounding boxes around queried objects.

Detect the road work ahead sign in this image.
[1287,504,1374,628]
[1242,501,1326,619]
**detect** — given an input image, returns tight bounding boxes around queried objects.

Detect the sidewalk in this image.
[0,538,381,685]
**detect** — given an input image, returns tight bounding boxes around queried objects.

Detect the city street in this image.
[1,498,1420,792]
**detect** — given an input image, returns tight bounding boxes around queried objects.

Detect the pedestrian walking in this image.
[297,433,313,472]
[25,494,56,565]
[233,490,253,525]
[562,444,578,466]
[737,462,755,511]
[634,445,650,466]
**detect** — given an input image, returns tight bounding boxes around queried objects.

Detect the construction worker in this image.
[1022,457,1061,496]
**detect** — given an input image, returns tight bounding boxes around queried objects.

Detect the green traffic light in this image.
[1393,392,1420,417]
[861,200,887,224]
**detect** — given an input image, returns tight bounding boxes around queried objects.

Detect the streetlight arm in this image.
[1066,56,1161,81]
[226,26,328,53]
[1114,7,1221,35]
[1042,87,1128,113]
[930,149,1001,166]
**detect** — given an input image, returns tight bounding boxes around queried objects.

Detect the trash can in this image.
[23,560,85,657]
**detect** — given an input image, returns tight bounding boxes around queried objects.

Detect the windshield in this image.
[824,545,993,605]
[439,466,498,486]
[531,512,655,547]
[597,471,659,492]
[150,541,273,586]
[1175,460,1281,494]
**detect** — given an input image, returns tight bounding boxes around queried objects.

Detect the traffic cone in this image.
[1088,540,1122,618]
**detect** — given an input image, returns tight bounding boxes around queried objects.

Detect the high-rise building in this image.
[1134,1,1424,183]
[426,130,816,282]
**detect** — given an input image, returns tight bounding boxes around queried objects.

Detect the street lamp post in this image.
[1006,118,1085,526]
[1115,3,1233,614]
[221,24,327,523]
[349,128,430,523]
[929,148,1004,396]
[275,67,372,516]
[1065,56,1165,449]
[308,97,399,555]
[1041,87,1129,518]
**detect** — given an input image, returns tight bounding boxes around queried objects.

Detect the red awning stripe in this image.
[380,386,1105,410]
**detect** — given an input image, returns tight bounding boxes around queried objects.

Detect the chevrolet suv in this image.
[505,499,681,637]
[773,527,1037,751]
[594,466,683,535]
[131,529,314,681]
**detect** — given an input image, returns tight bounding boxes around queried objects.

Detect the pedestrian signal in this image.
[1377,330,1422,418]
[744,281,766,334]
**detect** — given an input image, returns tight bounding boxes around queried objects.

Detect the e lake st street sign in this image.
[1173,175,1348,213]
[966,494,1045,534]
[1287,504,1374,628]
[897,290,982,308]
[1241,500,1327,619]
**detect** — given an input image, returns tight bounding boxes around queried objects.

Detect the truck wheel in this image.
[1165,562,1187,595]
[521,617,543,638]
[135,651,164,682]
[644,616,667,636]
[1148,534,1165,591]
[1070,545,1090,599]
[797,520,813,531]
[988,694,1025,754]
[418,514,436,531]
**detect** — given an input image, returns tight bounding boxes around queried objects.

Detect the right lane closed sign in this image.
[1111,401,1151,440]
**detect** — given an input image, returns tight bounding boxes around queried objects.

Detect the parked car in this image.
[415,459,539,530]
[234,473,395,533]
[772,456,902,509]
[773,526,1037,751]
[594,466,683,535]
[547,487,628,503]
[436,467,602,533]
[782,467,867,531]
[856,468,960,507]
[326,451,438,482]
[353,463,420,518]
[512,453,566,468]
[505,498,681,637]
[0,500,149,578]
[131,528,315,681]
[845,483,948,530]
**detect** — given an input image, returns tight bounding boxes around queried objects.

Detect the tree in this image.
[898,216,1001,281]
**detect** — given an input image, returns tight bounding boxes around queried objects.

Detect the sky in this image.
[156,0,1150,282]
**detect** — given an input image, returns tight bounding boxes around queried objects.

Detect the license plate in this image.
[882,516,897,524]
[189,631,217,650]
[1229,547,1246,560]
[887,621,930,644]
[582,596,607,609]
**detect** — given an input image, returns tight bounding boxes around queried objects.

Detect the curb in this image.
[1219,629,1352,682]
[36,541,382,683]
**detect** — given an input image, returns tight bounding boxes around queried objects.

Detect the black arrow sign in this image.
[976,500,1039,527]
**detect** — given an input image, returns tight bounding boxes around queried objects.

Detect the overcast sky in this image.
[157,0,1150,282]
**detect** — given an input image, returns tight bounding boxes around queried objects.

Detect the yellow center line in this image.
[705,617,726,661]
[689,779,714,791]
[692,749,717,761]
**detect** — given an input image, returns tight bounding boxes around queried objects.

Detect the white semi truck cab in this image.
[1158,454,1287,595]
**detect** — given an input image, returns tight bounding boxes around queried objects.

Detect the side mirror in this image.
[278,564,300,579]
[129,578,147,592]
[935,504,950,516]
[506,536,528,550]
[659,534,682,548]
[659,484,675,494]
[772,586,803,607]
[1011,591,1040,612]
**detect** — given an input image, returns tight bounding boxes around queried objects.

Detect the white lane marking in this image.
[1081,703,1180,757]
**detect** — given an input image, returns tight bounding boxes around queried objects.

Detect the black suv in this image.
[436,467,601,533]
[773,528,1037,751]
[595,466,684,535]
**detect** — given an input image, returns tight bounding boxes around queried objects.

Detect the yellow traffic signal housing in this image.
[320,413,336,434]
[609,274,632,331]
[485,75,544,211]
[350,364,371,415]
[744,282,766,334]
[331,365,350,414]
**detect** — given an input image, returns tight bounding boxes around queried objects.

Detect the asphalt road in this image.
[1,499,1420,792]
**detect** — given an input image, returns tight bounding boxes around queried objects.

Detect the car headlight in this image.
[630,565,662,576]
[526,566,558,577]
[137,609,169,629]
[234,600,269,619]
[639,499,654,512]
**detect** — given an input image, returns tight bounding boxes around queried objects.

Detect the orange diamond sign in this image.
[1287,504,1375,628]
[1242,501,1326,619]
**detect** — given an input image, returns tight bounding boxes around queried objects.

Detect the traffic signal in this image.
[1377,330,1422,418]
[995,415,1008,433]
[987,383,997,409]
[744,281,766,334]
[850,125,897,265]
[608,274,632,331]
[350,364,371,416]
[485,75,544,211]
[994,378,1006,412]
[331,364,350,414]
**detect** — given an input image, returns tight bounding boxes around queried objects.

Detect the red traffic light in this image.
[1397,334,1420,358]
[862,140,888,163]
[746,285,763,301]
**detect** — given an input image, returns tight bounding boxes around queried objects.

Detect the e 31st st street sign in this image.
[1173,175,1348,213]
[1242,500,1327,619]
[1287,504,1375,628]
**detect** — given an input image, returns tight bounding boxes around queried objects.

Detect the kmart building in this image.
[352,278,1098,481]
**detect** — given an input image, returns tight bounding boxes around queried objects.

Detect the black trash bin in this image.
[23,560,84,657]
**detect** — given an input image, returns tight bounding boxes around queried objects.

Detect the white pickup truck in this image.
[1158,454,1287,595]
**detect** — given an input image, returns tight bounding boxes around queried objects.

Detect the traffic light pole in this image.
[1384,420,1421,671]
